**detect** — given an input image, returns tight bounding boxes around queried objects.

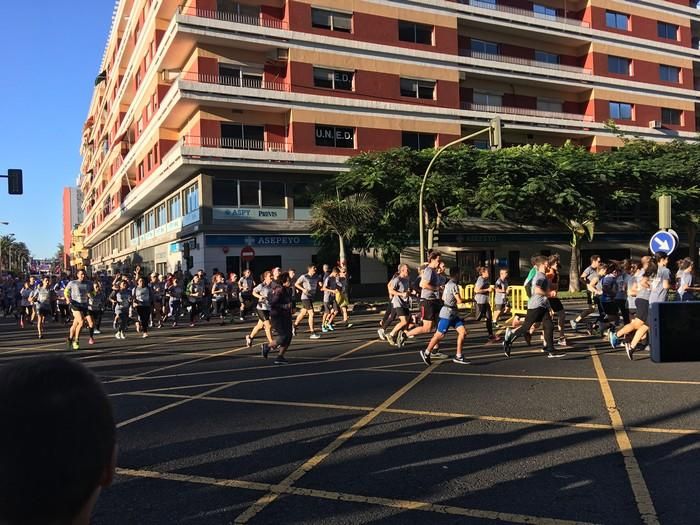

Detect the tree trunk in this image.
[338,234,347,267]
[688,223,698,268]
[569,240,580,292]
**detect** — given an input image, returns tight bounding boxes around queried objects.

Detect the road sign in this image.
[241,246,256,262]
[649,230,677,255]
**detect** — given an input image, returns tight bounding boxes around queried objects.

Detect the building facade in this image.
[78,0,699,281]
[62,187,83,270]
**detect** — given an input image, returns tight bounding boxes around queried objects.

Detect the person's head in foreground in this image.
[0,356,116,525]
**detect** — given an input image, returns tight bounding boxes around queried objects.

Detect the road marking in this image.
[233,363,440,523]
[116,467,595,525]
[329,340,377,361]
[590,349,660,525]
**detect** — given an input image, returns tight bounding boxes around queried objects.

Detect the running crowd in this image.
[1,250,696,365]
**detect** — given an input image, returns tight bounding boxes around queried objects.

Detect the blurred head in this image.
[499,268,508,278]
[590,255,601,268]
[137,277,146,287]
[398,264,409,278]
[655,252,669,266]
[428,251,441,268]
[307,265,316,276]
[76,269,86,281]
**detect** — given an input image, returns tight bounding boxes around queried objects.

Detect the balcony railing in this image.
[457,0,589,28]
[462,102,593,122]
[180,72,289,92]
[183,135,293,152]
[461,50,591,75]
[177,5,288,30]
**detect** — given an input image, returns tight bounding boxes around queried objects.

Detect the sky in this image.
[0,2,115,258]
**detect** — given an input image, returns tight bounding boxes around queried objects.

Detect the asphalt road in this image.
[0,308,698,525]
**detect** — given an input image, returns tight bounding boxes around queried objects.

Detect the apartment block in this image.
[78,0,700,279]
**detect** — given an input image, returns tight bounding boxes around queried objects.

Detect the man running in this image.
[406,252,446,358]
[321,266,340,332]
[30,276,54,339]
[386,264,412,347]
[64,269,94,350]
[293,265,321,339]
[571,255,601,330]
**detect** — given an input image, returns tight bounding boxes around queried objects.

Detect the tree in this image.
[310,193,378,266]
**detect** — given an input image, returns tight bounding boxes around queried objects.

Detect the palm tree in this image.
[310,193,378,265]
[567,219,594,292]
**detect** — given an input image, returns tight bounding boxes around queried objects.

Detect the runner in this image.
[493,267,509,327]
[293,264,321,339]
[406,252,446,358]
[571,255,602,330]
[615,260,632,325]
[546,255,567,347]
[419,267,468,366]
[238,268,255,321]
[609,257,651,359]
[378,266,400,341]
[473,266,499,343]
[133,276,152,338]
[321,266,340,332]
[335,267,353,328]
[149,273,165,328]
[211,273,228,325]
[677,258,698,301]
[185,274,206,327]
[385,264,411,347]
[227,272,241,323]
[64,269,94,350]
[87,281,107,341]
[503,256,565,359]
[166,277,184,327]
[262,271,295,364]
[246,271,273,348]
[19,281,32,328]
[30,276,54,339]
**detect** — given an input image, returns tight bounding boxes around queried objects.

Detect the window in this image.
[533,4,556,20]
[138,162,144,181]
[315,125,355,148]
[537,98,563,113]
[534,50,559,65]
[609,102,633,120]
[400,78,436,99]
[147,151,153,171]
[398,21,433,45]
[218,63,263,88]
[606,11,629,30]
[473,91,502,107]
[311,8,352,32]
[313,67,354,91]
[660,65,680,83]
[184,185,199,213]
[608,55,631,75]
[471,39,499,55]
[221,123,265,150]
[137,117,144,135]
[661,108,682,125]
[402,132,436,150]
[213,179,239,206]
[145,211,155,232]
[261,181,286,207]
[168,195,181,220]
[156,204,166,227]
[239,181,260,206]
[657,22,678,40]
[470,0,496,8]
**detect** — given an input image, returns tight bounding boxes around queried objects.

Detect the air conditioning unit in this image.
[160,69,181,81]
[649,120,663,129]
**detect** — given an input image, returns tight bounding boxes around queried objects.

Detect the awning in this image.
[94,70,107,86]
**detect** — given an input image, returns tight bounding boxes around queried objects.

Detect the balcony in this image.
[183,135,292,152]
[180,72,289,92]
[462,102,593,122]
[460,50,591,75]
[456,0,589,28]
[177,5,288,30]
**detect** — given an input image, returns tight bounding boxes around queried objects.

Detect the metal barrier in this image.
[458,284,529,317]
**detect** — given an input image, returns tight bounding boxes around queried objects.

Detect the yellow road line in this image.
[329,340,377,361]
[233,363,440,523]
[116,467,595,525]
[590,349,660,525]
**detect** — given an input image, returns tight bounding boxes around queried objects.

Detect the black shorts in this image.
[87,309,102,319]
[602,301,619,316]
[635,298,649,324]
[70,301,88,316]
[301,299,314,310]
[324,299,339,314]
[256,309,270,322]
[586,291,594,306]
[393,306,410,318]
[549,298,564,313]
[421,299,440,322]
[38,307,51,317]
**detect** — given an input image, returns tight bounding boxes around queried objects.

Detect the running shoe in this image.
[547,351,566,358]
[569,320,578,331]
[94,329,101,335]
[239,316,245,321]
[172,321,177,328]
[385,332,396,346]
[452,355,470,365]
[142,333,148,338]
[419,350,431,366]
[431,351,449,359]
[292,325,297,336]
[88,337,95,345]
[310,333,321,340]
[274,355,288,365]
[189,323,195,327]
[327,324,335,331]
[557,338,568,347]
[72,341,80,351]
[322,326,329,333]
[377,328,386,341]
[38,334,43,339]
[120,331,126,339]
[115,332,121,340]
[245,335,252,348]
[19,319,24,329]
[487,335,501,344]
[396,331,406,348]
[643,345,651,352]
[625,342,634,361]
[346,323,354,328]
[608,331,620,349]
[261,343,270,359]
[66,338,72,350]
[503,340,512,358]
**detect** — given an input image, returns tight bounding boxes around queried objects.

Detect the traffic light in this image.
[489,117,502,150]
[427,228,439,250]
[7,169,22,195]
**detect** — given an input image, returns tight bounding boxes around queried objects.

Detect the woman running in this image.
[211,273,228,325]
[677,258,698,301]
[64,269,94,351]
[186,274,205,327]
[30,276,54,339]
[546,255,567,347]
[149,273,165,328]
[246,271,273,347]
[294,265,321,339]
[227,272,241,324]
[87,281,107,344]
[133,276,152,338]
[238,269,255,321]
[262,272,295,364]
[166,277,184,327]
[610,257,651,358]
[19,281,33,329]
[493,267,509,327]
[474,266,499,343]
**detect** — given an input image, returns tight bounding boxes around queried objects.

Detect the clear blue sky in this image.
[0,2,115,258]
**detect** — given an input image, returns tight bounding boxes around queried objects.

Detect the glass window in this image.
[402,132,436,150]
[184,185,199,213]
[219,64,242,85]
[471,39,499,55]
[168,195,181,220]
[398,21,433,45]
[313,67,354,91]
[221,123,264,150]
[156,204,166,227]
[239,181,260,206]
[261,182,286,207]
[400,78,435,99]
[293,183,314,207]
[315,125,355,148]
[534,50,559,64]
[660,65,680,83]
[661,108,681,125]
[145,211,155,232]
[311,8,351,32]
[213,179,239,206]
[608,55,631,75]
[609,102,633,120]
[537,98,563,112]
[473,91,502,107]
[606,11,629,30]
[533,4,556,20]
[657,22,678,40]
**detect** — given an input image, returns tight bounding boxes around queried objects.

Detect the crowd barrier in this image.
[457,284,529,317]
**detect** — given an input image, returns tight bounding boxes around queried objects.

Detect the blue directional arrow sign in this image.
[649,230,677,255]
